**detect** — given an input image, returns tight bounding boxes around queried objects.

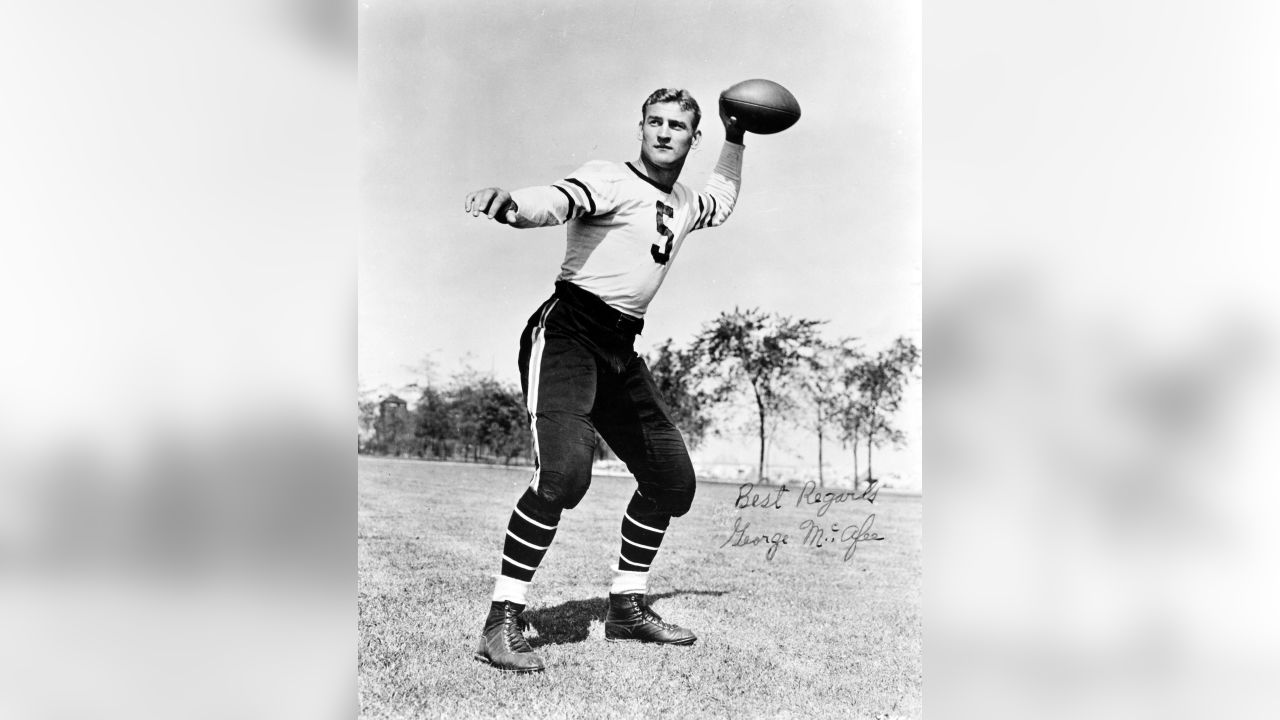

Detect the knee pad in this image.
[515,486,564,527]
[531,468,592,511]
[657,485,696,517]
[642,473,697,518]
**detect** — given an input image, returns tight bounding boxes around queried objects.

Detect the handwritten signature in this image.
[719,515,883,561]
[718,517,789,560]
[798,515,884,561]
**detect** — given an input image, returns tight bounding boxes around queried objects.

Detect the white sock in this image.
[610,567,649,596]
[492,575,530,605]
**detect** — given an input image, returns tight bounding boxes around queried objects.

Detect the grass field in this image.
[358,456,921,719]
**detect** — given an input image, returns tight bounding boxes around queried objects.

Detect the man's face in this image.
[638,102,700,170]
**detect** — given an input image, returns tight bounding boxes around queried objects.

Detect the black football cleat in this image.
[604,593,697,645]
[474,601,545,673]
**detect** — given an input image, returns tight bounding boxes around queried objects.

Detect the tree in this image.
[446,371,531,464]
[474,383,531,465]
[646,338,714,450]
[449,377,485,463]
[850,337,921,483]
[357,399,378,452]
[414,385,454,459]
[799,338,862,487]
[694,308,825,483]
[838,395,869,490]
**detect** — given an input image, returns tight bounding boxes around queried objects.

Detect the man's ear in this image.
[637,122,644,142]
[691,129,703,149]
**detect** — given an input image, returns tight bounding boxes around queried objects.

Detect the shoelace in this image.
[503,610,533,652]
[636,600,678,630]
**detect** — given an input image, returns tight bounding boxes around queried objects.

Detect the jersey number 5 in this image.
[651,201,675,265]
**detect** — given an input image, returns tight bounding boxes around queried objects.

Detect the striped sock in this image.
[492,489,561,604]
[613,491,671,593]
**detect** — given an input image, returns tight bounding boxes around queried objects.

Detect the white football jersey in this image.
[508,142,743,318]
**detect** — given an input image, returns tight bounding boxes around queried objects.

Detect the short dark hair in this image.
[641,88,701,131]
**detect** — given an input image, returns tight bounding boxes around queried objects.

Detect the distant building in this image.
[380,394,407,419]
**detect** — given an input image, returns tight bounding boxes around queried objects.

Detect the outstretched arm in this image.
[463,184,582,228]
[694,109,745,231]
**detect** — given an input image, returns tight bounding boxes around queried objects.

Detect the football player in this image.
[464,88,744,673]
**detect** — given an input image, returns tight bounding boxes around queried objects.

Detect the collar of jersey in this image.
[625,162,674,194]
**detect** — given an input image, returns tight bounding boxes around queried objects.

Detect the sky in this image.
[359,0,920,482]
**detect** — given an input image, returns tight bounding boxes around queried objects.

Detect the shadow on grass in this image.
[523,589,728,648]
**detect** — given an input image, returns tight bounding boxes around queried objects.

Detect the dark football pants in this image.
[517,285,697,517]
